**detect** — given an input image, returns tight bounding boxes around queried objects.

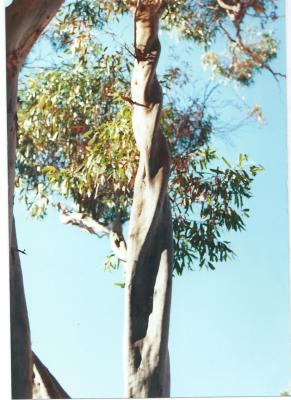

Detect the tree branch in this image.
[219,21,286,81]
[57,203,110,235]
[236,28,286,80]
[56,204,127,262]
[217,0,240,12]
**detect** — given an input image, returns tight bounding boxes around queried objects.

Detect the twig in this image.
[219,21,286,81]
[121,95,149,108]
[17,248,27,255]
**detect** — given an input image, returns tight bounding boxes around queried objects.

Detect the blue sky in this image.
[11,1,291,397]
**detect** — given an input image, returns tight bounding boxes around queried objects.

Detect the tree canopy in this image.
[14,0,280,275]
[51,0,281,83]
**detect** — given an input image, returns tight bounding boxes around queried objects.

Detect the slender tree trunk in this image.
[10,217,33,399]
[124,1,173,397]
[6,1,65,397]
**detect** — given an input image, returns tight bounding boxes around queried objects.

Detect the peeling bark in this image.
[124,1,173,397]
[6,1,64,397]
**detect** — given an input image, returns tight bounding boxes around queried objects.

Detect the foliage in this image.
[202,31,278,85]
[16,0,282,273]
[49,0,281,85]
[171,149,262,273]
[17,47,134,224]
[16,35,263,273]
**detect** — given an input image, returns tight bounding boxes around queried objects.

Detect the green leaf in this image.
[221,157,232,168]
[114,282,125,289]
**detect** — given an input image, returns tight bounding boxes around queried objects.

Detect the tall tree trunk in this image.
[6,1,64,397]
[10,218,33,399]
[124,1,173,397]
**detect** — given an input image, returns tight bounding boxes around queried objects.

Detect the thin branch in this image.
[101,28,136,59]
[236,29,286,80]
[216,0,240,13]
[121,95,150,108]
[56,203,127,262]
[57,202,110,235]
[219,21,286,81]
[16,248,27,255]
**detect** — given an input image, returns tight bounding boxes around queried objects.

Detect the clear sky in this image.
[11,0,290,398]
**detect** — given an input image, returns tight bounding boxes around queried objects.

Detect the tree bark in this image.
[10,218,33,399]
[32,352,70,399]
[124,1,173,397]
[6,1,64,397]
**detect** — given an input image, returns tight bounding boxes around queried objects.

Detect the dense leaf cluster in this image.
[171,149,261,273]
[17,37,262,273]
[51,0,280,85]
[17,0,281,274]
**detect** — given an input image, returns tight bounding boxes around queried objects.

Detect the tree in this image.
[6,2,66,397]
[7,0,283,397]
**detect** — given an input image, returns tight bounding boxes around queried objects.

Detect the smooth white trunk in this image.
[124,3,173,397]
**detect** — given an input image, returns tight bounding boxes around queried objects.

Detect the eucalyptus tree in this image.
[7,0,282,398]
[6,2,65,398]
